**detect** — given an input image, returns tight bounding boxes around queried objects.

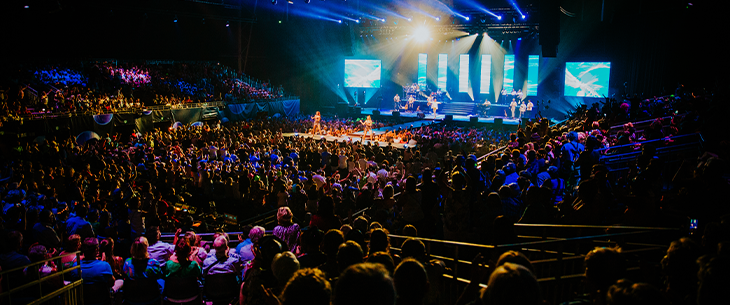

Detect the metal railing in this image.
[0,251,83,305]
[387,224,680,304]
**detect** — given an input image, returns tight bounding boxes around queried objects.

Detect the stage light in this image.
[226,21,230,27]
[174,15,178,23]
[413,26,430,42]
[521,15,526,19]
[288,0,294,4]
[435,16,441,21]
[338,20,342,23]
[517,37,522,40]
[498,16,502,20]
[271,0,277,4]
[305,0,310,3]
[465,17,470,21]
[355,20,360,23]
[407,18,412,22]
[24,5,29,9]
[382,18,386,22]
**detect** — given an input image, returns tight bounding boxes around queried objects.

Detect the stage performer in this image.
[501,88,507,104]
[360,115,373,140]
[526,100,534,115]
[510,99,517,119]
[481,99,491,116]
[516,89,524,102]
[519,101,526,119]
[311,111,322,135]
[408,95,415,112]
[428,97,439,117]
[394,94,401,110]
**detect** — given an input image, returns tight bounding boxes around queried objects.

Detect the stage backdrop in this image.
[223,99,300,121]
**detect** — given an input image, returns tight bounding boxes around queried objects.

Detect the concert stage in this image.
[360,107,523,126]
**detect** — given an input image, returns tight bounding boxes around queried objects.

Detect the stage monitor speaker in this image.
[494,118,503,125]
[373,110,380,116]
[445,114,453,121]
[392,111,400,117]
[417,112,425,119]
[470,116,479,123]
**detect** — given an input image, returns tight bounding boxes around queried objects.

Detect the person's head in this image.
[301,227,325,253]
[213,236,229,258]
[175,239,192,262]
[367,251,396,275]
[353,216,369,233]
[401,238,426,259]
[81,237,100,258]
[130,236,150,259]
[277,206,294,225]
[338,240,364,272]
[271,251,300,284]
[145,225,161,243]
[382,185,394,199]
[394,259,429,305]
[369,228,390,254]
[606,279,667,305]
[28,244,50,262]
[255,235,286,268]
[335,263,396,305]
[249,226,266,244]
[39,209,54,225]
[66,234,81,252]
[697,255,730,305]
[318,196,335,216]
[281,268,332,305]
[99,238,115,256]
[480,263,541,305]
[405,176,417,193]
[585,247,626,292]
[402,225,418,237]
[661,237,701,292]
[496,251,535,274]
[74,204,88,218]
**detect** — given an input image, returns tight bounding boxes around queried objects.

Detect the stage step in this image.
[438,102,476,116]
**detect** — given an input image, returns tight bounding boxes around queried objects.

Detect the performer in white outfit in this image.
[360,115,373,140]
[509,99,517,119]
[394,94,401,110]
[312,111,322,135]
[519,101,526,119]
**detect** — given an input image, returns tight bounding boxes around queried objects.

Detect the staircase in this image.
[438,102,476,116]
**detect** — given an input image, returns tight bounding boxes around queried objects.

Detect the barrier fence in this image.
[0,252,83,305]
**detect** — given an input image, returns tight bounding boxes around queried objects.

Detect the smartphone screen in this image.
[690,219,698,232]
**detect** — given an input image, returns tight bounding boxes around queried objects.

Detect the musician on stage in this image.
[501,88,507,104]
[312,111,322,135]
[519,101,526,119]
[526,100,534,116]
[360,115,373,140]
[516,89,524,102]
[480,99,491,116]
[509,99,517,119]
[408,95,416,112]
[394,94,401,110]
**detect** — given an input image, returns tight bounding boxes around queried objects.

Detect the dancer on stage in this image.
[311,111,322,135]
[360,115,373,140]
[510,99,517,119]
[428,95,440,117]
[519,100,526,119]
[394,94,401,110]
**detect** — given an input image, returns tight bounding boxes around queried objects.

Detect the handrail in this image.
[595,132,701,153]
[0,251,83,300]
[477,145,508,162]
[0,251,81,276]
[512,223,681,231]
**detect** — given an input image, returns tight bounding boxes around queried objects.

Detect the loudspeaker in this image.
[373,110,380,116]
[417,112,425,119]
[445,114,453,121]
[470,116,479,123]
[392,111,400,117]
[494,118,503,125]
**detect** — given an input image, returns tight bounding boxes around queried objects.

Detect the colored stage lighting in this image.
[271,0,277,4]
[498,16,502,20]
[226,21,230,27]
[521,14,526,19]
[305,0,310,3]
[413,26,430,42]
[174,15,178,23]
[407,18,412,21]
[465,17,470,21]
[338,20,342,23]
[435,16,441,21]
[24,5,29,9]
[355,20,360,23]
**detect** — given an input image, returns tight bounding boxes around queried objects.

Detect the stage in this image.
[360,108,523,126]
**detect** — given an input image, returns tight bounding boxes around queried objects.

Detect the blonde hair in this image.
[130,236,150,259]
[277,206,294,225]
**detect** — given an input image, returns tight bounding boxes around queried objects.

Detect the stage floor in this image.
[360,108,523,125]
[281,132,417,148]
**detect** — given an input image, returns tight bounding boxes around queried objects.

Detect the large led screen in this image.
[344,59,382,88]
[526,55,539,96]
[417,54,428,88]
[479,54,492,94]
[437,54,447,91]
[459,54,469,93]
[502,55,515,92]
[564,62,611,98]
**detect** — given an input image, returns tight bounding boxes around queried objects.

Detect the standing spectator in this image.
[273,207,300,253]
[296,227,326,268]
[277,268,331,305]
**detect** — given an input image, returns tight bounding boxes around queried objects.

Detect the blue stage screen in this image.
[459,54,469,93]
[527,55,539,96]
[502,55,515,92]
[564,62,611,98]
[418,54,428,88]
[437,54,447,91]
[344,59,382,88]
[480,54,491,94]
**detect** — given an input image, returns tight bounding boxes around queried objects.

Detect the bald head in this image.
[213,236,229,258]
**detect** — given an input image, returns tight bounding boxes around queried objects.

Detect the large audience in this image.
[0,61,285,118]
[1,81,728,305]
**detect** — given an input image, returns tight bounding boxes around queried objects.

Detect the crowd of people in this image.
[0,61,286,118]
[0,73,727,305]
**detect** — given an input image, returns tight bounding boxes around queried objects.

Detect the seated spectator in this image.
[202,236,244,276]
[334,263,396,305]
[66,205,95,240]
[495,250,535,274]
[270,251,300,295]
[240,235,286,305]
[584,247,626,305]
[146,226,175,267]
[0,231,31,272]
[59,234,81,269]
[318,229,345,280]
[337,240,364,274]
[32,210,60,249]
[661,237,701,304]
[402,224,418,237]
[279,268,332,305]
[123,237,163,281]
[480,263,541,305]
[368,228,391,257]
[607,279,667,305]
[236,225,254,261]
[393,259,429,305]
[239,226,265,261]
[297,227,326,269]
[24,244,63,290]
[72,237,115,288]
[274,207,300,253]
[99,238,124,287]
[164,239,202,279]
[697,255,730,305]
